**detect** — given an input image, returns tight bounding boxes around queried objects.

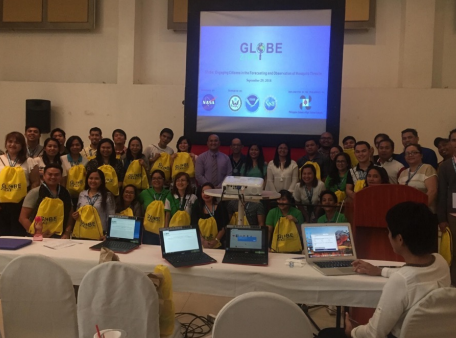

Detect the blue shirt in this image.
[397,147,438,169]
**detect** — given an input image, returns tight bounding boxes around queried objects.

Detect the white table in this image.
[205,189,280,225]
[0,237,402,308]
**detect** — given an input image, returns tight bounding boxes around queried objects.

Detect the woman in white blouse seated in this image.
[293,164,325,222]
[265,142,298,193]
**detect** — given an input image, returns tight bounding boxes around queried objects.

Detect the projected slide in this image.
[197,10,331,135]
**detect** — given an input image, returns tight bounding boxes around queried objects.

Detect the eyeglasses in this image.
[405,151,420,156]
[175,179,188,183]
[124,191,135,195]
[151,177,164,181]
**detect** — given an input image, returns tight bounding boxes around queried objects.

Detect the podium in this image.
[345,185,428,262]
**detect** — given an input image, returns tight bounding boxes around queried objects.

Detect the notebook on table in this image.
[90,215,142,253]
[222,226,268,266]
[0,238,32,250]
[301,223,357,276]
[159,225,217,268]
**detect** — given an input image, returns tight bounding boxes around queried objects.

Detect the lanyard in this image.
[204,204,215,217]
[42,183,60,199]
[405,164,423,185]
[27,147,39,158]
[67,154,82,166]
[175,195,189,211]
[304,186,313,205]
[85,193,100,206]
[6,153,18,167]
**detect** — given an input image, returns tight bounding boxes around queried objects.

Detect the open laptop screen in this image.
[108,216,141,243]
[227,228,263,250]
[303,225,354,259]
[162,228,200,254]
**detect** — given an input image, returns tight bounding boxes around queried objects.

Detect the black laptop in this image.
[90,215,142,253]
[222,226,268,266]
[159,225,217,268]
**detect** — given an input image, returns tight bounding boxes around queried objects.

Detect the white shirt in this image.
[265,160,299,193]
[144,144,174,160]
[377,158,404,184]
[60,154,88,176]
[293,180,325,205]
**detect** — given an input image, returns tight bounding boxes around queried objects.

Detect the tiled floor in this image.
[173,292,338,337]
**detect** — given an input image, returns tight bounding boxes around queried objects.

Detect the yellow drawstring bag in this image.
[144,201,165,234]
[72,205,104,240]
[334,190,346,203]
[172,152,195,178]
[229,212,249,225]
[98,164,119,196]
[29,198,64,236]
[118,207,133,217]
[150,153,171,181]
[198,217,221,248]
[271,217,302,253]
[354,179,366,192]
[66,164,86,197]
[300,161,321,181]
[169,210,191,227]
[153,265,175,336]
[440,227,453,266]
[0,167,27,203]
[124,160,149,190]
[344,148,358,166]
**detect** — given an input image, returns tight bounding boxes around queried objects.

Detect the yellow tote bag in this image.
[354,179,366,192]
[124,160,149,190]
[98,164,119,196]
[169,210,191,227]
[29,197,64,236]
[72,205,104,240]
[153,265,175,337]
[118,207,133,217]
[300,161,321,181]
[334,190,346,203]
[229,212,249,225]
[271,217,302,253]
[172,152,195,178]
[144,200,165,234]
[198,217,221,248]
[66,164,86,197]
[0,167,27,203]
[440,227,453,266]
[150,153,171,181]
[344,148,358,166]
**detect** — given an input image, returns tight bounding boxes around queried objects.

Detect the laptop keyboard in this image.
[314,261,354,268]
[102,241,137,250]
[166,252,216,267]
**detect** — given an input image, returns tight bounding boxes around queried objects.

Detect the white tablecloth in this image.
[0,237,401,308]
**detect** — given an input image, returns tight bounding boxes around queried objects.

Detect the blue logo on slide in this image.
[264,96,277,112]
[229,95,242,111]
[245,95,260,112]
[202,94,216,111]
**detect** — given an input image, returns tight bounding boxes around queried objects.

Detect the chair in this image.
[212,291,314,338]
[400,287,456,338]
[77,261,182,338]
[0,254,78,338]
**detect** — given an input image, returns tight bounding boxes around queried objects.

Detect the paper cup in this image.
[94,329,127,338]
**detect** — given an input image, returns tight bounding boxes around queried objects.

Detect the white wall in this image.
[0,0,455,158]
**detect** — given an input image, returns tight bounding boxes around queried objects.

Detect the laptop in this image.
[0,238,32,250]
[222,226,268,266]
[301,223,357,276]
[90,215,142,253]
[159,225,217,268]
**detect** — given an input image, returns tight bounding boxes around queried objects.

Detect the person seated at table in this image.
[266,190,304,253]
[168,172,197,226]
[19,163,74,238]
[191,182,229,249]
[115,184,143,217]
[364,166,390,188]
[227,200,265,226]
[293,164,325,223]
[329,202,450,338]
[318,190,348,223]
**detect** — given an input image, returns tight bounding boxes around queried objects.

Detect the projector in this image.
[222,176,264,196]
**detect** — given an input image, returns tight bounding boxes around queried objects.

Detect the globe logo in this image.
[264,96,276,111]
[256,43,265,60]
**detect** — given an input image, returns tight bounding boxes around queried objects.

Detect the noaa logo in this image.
[300,95,311,110]
[229,95,242,111]
[245,95,260,112]
[264,96,277,112]
[202,94,216,111]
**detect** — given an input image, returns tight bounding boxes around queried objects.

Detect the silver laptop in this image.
[301,223,357,276]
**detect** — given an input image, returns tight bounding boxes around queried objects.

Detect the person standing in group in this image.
[34,138,66,183]
[112,129,127,159]
[168,172,197,226]
[297,138,330,181]
[241,144,267,182]
[346,141,374,199]
[144,128,174,165]
[116,184,143,217]
[265,142,298,193]
[318,132,334,158]
[229,138,246,177]
[0,132,40,236]
[50,128,68,156]
[397,128,438,169]
[61,136,88,206]
[81,127,102,160]
[376,138,404,184]
[364,166,390,187]
[195,134,232,188]
[86,138,125,197]
[325,152,353,203]
[174,136,197,164]
[434,136,452,168]
[293,164,325,223]
[123,136,149,190]
[25,125,44,158]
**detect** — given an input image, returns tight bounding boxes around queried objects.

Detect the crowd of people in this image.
[0,123,454,337]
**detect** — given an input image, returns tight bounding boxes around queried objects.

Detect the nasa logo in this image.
[229,95,242,111]
[202,94,216,111]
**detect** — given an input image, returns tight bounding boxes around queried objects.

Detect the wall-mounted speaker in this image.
[26,99,51,134]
